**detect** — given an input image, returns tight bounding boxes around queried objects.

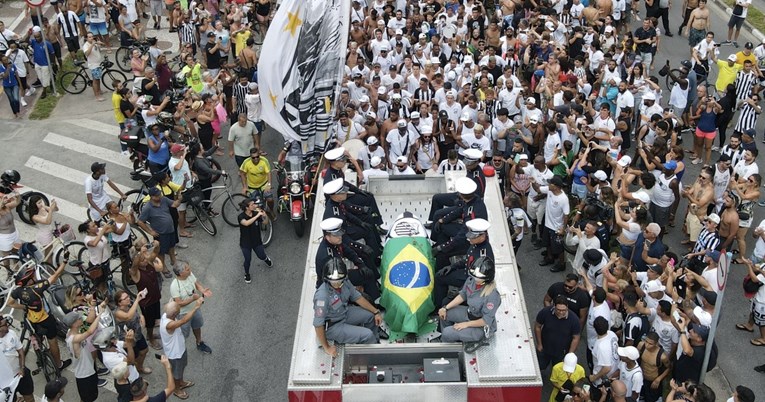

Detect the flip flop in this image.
[173,390,189,400]
[736,323,754,332]
[751,339,765,346]
[141,367,153,374]
[732,259,744,265]
[179,232,194,238]
[179,381,195,390]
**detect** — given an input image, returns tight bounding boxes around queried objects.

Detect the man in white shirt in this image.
[85,162,126,221]
[540,176,569,272]
[525,156,554,245]
[386,119,419,166]
[160,299,203,399]
[391,156,415,176]
[542,121,562,164]
[616,81,635,117]
[357,136,386,171]
[733,148,759,182]
[0,315,34,402]
[592,104,616,146]
[335,111,367,144]
[362,156,389,185]
[589,316,619,384]
[615,346,644,400]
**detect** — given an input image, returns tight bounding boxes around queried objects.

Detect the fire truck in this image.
[288,169,543,401]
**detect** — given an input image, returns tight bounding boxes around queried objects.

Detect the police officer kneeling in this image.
[438,257,501,343]
[431,177,488,261]
[427,148,486,224]
[323,178,382,258]
[313,258,382,357]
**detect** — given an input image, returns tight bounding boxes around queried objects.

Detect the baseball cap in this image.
[460,112,471,122]
[644,280,666,294]
[690,323,710,341]
[745,41,754,49]
[370,156,382,167]
[170,143,185,154]
[664,160,678,171]
[397,119,407,128]
[699,288,718,306]
[647,264,664,275]
[62,311,81,327]
[148,187,162,197]
[617,346,640,361]
[32,26,42,33]
[562,353,578,373]
[396,155,408,164]
[593,170,608,181]
[45,377,68,399]
[90,162,106,173]
[728,54,738,62]
[705,249,721,262]
[617,155,632,167]
[707,213,721,225]
[366,136,379,145]
[643,92,656,101]
[411,111,421,119]
[395,28,403,35]
[549,175,564,188]
[130,377,148,397]
[526,97,536,105]
[693,306,713,326]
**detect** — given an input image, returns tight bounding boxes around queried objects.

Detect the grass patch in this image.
[28,55,78,120]
[719,0,765,35]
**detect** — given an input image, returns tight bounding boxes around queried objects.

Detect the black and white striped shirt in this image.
[735,70,758,101]
[413,86,434,105]
[480,99,502,122]
[179,22,197,45]
[56,11,79,39]
[232,82,249,114]
[691,228,720,261]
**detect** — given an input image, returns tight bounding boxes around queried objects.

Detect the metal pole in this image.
[36,6,58,96]
[699,250,729,383]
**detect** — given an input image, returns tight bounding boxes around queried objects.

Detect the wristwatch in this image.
[373,310,381,315]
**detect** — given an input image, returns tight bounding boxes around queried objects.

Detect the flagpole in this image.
[323,0,351,151]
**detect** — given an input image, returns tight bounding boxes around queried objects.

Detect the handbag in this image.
[738,200,754,221]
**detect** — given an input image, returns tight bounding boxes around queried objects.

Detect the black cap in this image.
[438,110,448,118]
[91,162,106,173]
[718,153,731,162]
[206,31,215,37]
[700,288,718,306]
[745,41,754,49]
[549,175,564,188]
[45,377,68,399]
[744,128,756,137]
[148,187,162,196]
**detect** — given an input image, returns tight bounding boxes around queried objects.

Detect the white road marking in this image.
[63,118,121,137]
[44,132,133,169]
[24,156,132,196]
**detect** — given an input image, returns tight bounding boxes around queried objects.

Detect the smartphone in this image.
[582,384,590,393]
[672,310,681,322]
[155,353,162,360]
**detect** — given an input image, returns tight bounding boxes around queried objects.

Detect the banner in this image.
[257,0,349,157]
[380,237,435,335]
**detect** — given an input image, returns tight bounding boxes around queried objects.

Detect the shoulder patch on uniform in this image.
[486,302,495,310]
[315,307,324,317]
[316,300,325,307]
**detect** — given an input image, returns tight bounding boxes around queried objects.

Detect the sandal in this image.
[751,339,765,346]
[179,381,195,390]
[141,367,153,374]
[680,240,693,246]
[173,390,189,400]
[179,231,194,238]
[731,258,744,264]
[736,323,754,332]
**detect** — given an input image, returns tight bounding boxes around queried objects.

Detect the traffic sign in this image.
[718,249,729,291]
[25,0,45,7]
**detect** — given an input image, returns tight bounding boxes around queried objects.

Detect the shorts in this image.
[16,367,33,395]
[178,309,204,338]
[141,301,161,329]
[249,188,273,200]
[728,15,745,30]
[169,350,188,379]
[157,232,177,254]
[253,121,264,133]
[76,373,99,402]
[685,213,703,242]
[133,336,149,353]
[695,127,716,139]
[89,22,108,36]
[34,65,51,87]
[31,315,58,340]
[689,28,706,47]
[0,230,20,252]
[752,299,765,327]
[165,3,174,11]
[90,66,103,80]
[526,196,546,224]
[640,52,653,67]
[64,36,80,53]
[176,201,187,212]
[78,12,87,24]
[151,0,164,16]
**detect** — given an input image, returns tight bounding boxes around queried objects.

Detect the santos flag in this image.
[257,0,349,157]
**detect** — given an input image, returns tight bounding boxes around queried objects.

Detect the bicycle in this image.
[0,243,64,306]
[59,59,128,95]
[119,168,157,215]
[114,38,167,73]
[59,257,130,305]
[216,182,274,246]
[11,314,60,382]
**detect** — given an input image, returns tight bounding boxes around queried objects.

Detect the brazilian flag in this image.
[380,237,436,337]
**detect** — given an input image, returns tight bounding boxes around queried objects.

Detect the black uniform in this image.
[427,165,487,221]
[323,198,382,258]
[324,167,383,225]
[433,239,494,308]
[315,236,380,301]
[432,195,489,263]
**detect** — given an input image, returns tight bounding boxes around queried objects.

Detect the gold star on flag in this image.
[284,9,303,37]
[269,90,278,107]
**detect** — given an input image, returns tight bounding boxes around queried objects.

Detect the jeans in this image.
[241,244,267,274]
[4,85,20,115]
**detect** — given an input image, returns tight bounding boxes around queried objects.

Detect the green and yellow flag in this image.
[380,237,436,335]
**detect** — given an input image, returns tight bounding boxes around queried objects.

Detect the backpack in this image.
[624,312,650,343]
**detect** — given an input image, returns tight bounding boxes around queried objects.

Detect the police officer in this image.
[427,148,486,224]
[431,177,489,257]
[323,178,382,258]
[315,217,379,301]
[313,258,382,357]
[433,218,494,308]
[438,256,502,343]
[323,147,384,228]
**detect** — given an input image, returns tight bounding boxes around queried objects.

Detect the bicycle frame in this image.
[199,174,237,210]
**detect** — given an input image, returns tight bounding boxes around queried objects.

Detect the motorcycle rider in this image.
[433,218,494,308]
[314,217,379,301]
[426,148,486,225]
[323,178,382,258]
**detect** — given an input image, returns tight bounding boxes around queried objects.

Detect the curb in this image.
[710,0,765,42]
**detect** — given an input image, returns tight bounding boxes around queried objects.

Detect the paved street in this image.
[0,0,764,401]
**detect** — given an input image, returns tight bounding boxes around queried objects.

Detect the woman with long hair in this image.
[0,191,20,257]
[30,195,58,257]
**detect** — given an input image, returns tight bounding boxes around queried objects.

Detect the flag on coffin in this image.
[380,237,435,334]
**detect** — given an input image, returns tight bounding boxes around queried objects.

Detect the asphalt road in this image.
[0,1,764,402]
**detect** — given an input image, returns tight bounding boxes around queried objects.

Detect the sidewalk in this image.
[711,0,765,40]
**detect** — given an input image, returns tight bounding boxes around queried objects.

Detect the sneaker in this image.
[176,242,189,249]
[734,41,739,48]
[121,150,130,156]
[196,342,212,354]
[759,201,765,207]
[59,359,72,370]
[244,273,251,283]
[96,367,110,376]
[25,87,35,97]
[691,158,702,165]
[32,79,42,88]
[97,379,108,387]
[722,40,732,45]
[265,257,273,267]
[711,145,720,152]
[20,99,27,107]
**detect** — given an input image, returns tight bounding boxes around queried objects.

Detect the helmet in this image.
[14,266,36,286]
[251,193,265,208]
[322,257,348,282]
[92,327,116,349]
[680,60,692,69]
[1,170,20,185]
[469,256,495,283]
[157,112,175,127]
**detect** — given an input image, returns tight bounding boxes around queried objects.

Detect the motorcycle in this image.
[274,156,318,237]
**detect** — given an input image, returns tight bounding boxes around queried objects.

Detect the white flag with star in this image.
[257,0,350,156]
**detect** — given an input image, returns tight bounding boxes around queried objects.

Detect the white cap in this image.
[396,155,408,164]
[411,111,421,119]
[693,306,713,326]
[397,119,407,128]
[455,177,478,195]
[366,136,379,145]
[460,112,471,122]
[325,147,346,161]
[359,95,370,103]
[32,26,42,33]
[519,154,529,160]
[707,213,720,224]
[643,92,656,101]
[617,155,632,167]
[528,116,539,124]
[447,70,457,81]
[380,43,389,51]
[462,81,472,87]
[419,33,427,39]
[464,55,474,64]
[593,170,608,181]
[545,21,555,31]
[377,19,385,26]
[466,218,490,233]
[644,279,666,294]
[526,97,536,105]
[391,92,402,100]
[378,86,387,95]
[370,156,382,167]
[605,25,614,33]
[430,56,440,65]
[366,110,377,119]
[395,28,403,35]
[248,82,259,91]
[562,353,578,373]
[633,191,651,204]
[617,346,640,361]
[323,178,348,195]
[727,54,738,62]
[421,125,433,134]
[464,148,483,162]
[320,217,344,233]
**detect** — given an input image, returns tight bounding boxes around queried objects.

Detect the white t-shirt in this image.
[618,362,644,398]
[592,331,619,381]
[168,156,191,186]
[84,174,111,210]
[701,267,721,296]
[0,329,22,372]
[543,132,561,164]
[245,93,262,123]
[753,220,765,258]
[651,316,680,353]
[102,341,140,382]
[733,0,753,18]
[733,160,758,181]
[524,166,554,198]
[542,190,570,231]
[587,299,613,350]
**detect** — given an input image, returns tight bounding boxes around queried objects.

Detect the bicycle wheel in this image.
[193,206,217,236]
[77,246,113,275]
[210,159,222,183]
[0,255,23,276]
[36,262,60,284]
[60,71,88,94]
[38,348,60,382]
[115,46,132,72]
[102,69,128,91]
[664,69,682,90]
[222,193,249,227]
[56,272,80,288]
[55,241,87,273]
[261,219,273,247]
[121,265,137,297]
[121,189,148,215]
[17,191,49,225]
[130,226,150,245]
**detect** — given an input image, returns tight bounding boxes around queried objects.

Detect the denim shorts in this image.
[90,66,103,80]
[89,22,108,36]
